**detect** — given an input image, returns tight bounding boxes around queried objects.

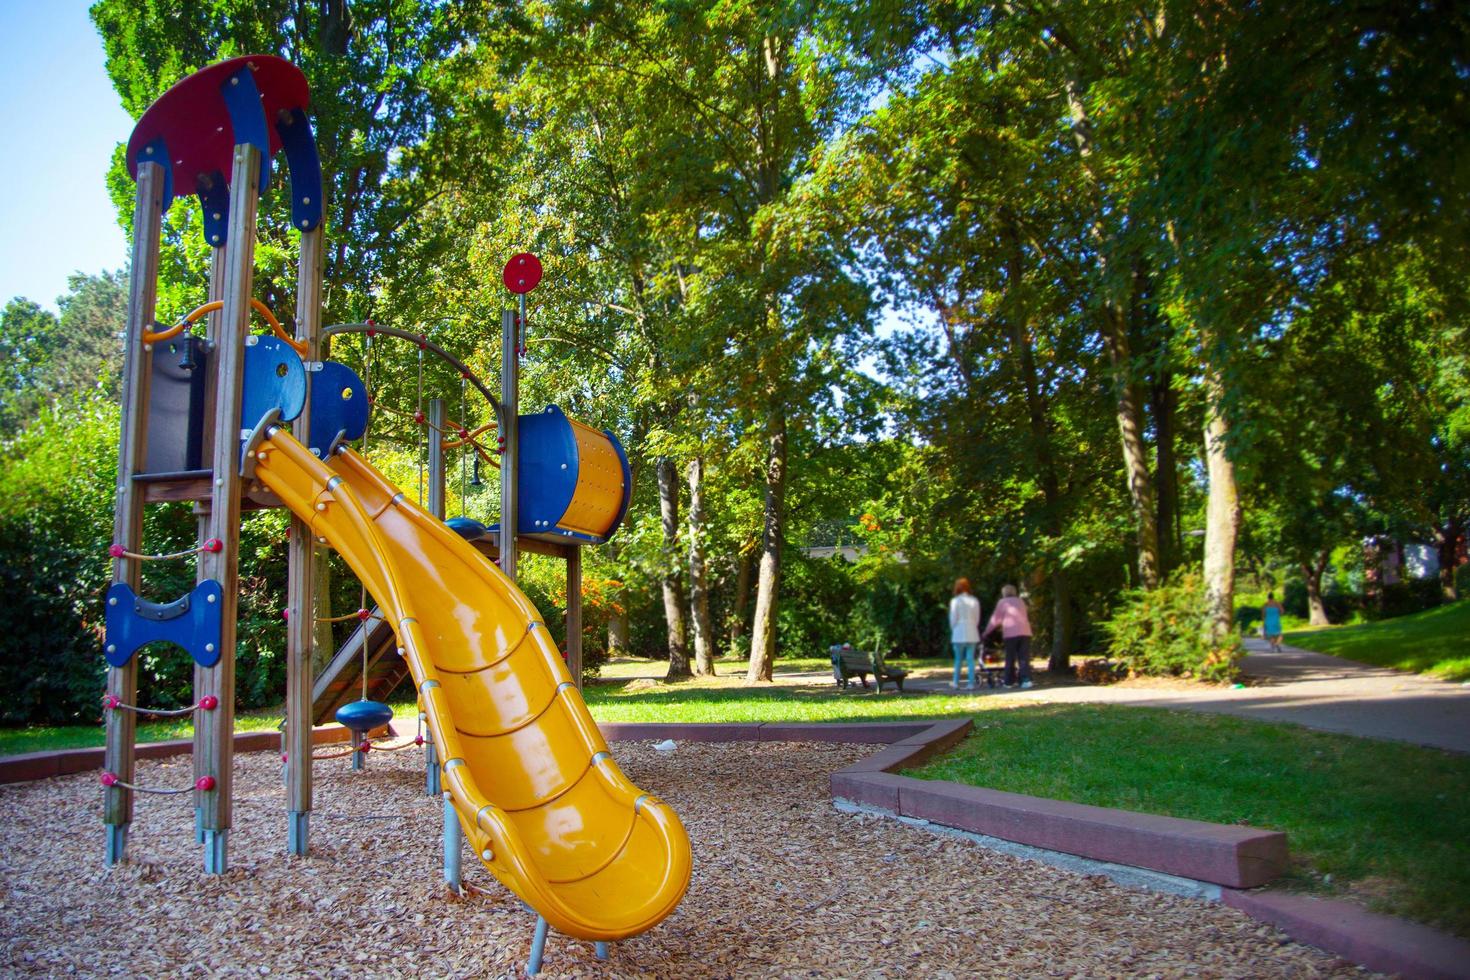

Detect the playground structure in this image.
[102,55,689,967]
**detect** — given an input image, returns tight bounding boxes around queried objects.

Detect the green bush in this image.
[1103,570,1244,683]
[1375,579,1443,620]
[0,394,303,725]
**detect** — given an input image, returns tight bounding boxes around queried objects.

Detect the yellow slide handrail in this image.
[143,298,309,356]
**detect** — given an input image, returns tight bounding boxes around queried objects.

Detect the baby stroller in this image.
[978,637,1006,688]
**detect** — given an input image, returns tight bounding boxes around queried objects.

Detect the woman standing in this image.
[949,578,982,689]
[983,585,1034,689]
[1262,592,1286,653]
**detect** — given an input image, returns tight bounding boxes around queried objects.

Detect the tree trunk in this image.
[1152,372,1180,577]
[729,545,753,656]
[746,408,788,684]
[608,612,629,658]
[1061,76,1161,589]
[1300,551,1332,626]
[1436,517,1464,602]
[657,456,690,679]
[1001,219,1076,668]
[686,456,716,675]
[1202,369,1241,641]
[1110,322,1162,590]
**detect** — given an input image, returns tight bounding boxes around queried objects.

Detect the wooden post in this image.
[196,143,262,874]
[500,308,519,582]
[193,245,226,845]
[566,546,583,689]
[104,160,166,865]
[425,398,446,793]
[285,223,324,856]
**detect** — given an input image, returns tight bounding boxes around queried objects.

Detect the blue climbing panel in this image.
[307,360,369,457]
[242,334,308,430]
[104,580,225,668]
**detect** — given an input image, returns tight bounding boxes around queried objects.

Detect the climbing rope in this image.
[101,772,215,795]
[108,539,222,562]
[102,694,219,717]
[314,608,380,625]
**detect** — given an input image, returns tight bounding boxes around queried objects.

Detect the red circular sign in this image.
[503,253,543,294]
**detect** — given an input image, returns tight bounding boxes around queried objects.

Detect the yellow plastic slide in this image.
[252,427,691,941]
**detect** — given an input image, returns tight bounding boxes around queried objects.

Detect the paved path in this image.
[907,639,1470,754]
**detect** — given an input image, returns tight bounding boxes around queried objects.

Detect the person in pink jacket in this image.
[982,584,1033,689]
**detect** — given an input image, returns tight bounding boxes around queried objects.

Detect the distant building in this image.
[800,544,908,564]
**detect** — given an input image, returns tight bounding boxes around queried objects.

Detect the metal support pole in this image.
[104,160,165,866]
[427,398,446,518]
[527,915,549,976]
[287,812,309,856]
[203,829,227,874]
[285,223,324,856]
[500,309,519,582]
[443,792,462,891]
[351,736,365,771]
[424,714,440,797]
[196,142,264,873]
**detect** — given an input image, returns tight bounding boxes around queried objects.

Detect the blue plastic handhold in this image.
[336,699,394,733]
[218,66,271,192]
[138,136,175,212]
[275,106,324,232]
[104,580,225,667]
[307,360,370,457]
[197,171,229,247]
[242,334,307,432]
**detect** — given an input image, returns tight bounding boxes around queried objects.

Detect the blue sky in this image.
[0,1,132,311]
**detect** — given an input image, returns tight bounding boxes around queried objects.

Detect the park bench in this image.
[830,644,908,693]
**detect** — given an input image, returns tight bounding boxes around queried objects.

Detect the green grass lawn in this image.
[583,677,986,723]
[1285,599,1470,681]
[912,703,1470,937]
[0,706,288,757]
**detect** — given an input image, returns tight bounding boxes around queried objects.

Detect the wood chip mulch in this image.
[0,741,1372,977]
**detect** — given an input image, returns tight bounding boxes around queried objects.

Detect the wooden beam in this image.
[196,143,262,873]
[104,160,166,864]
[285,223,323,854]
[193,245,226,844]
[567,546,583,689]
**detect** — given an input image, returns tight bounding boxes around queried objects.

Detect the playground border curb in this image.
[0,722,390,785]
[1220,888,1470,980]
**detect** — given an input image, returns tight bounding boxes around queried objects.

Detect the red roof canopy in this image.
[126,55,309,191]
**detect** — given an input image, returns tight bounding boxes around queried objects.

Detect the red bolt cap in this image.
[108,544,125,558]
[195,776,216,792]
[414,735,425,746]
[102,694,121,710]
[198,695,219,711]
[458,428,470,440]
[357,608,370,621]
[101,771,118,787]
[414,410,425,424]
[203,538,223,553]
[359,740,373,753]
[282,609,291,620]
